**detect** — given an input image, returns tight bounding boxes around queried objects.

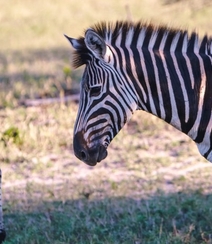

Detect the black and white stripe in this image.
[66,21,212,165]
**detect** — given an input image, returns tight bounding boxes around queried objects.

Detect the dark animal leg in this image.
[0,169,6,243]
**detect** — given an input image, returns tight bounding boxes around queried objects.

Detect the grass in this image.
[1,0,212,107]
[1,106,212,243]
[1,0,212,243]
[4,192,212,244]
[1,0,212,51]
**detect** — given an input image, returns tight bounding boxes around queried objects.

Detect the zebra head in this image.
[65,26,138,166]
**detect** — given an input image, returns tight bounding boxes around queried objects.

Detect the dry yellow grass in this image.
[0,0,212,51]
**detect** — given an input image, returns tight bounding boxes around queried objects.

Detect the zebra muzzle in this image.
[76,144,107,166]
[73,132,108,166]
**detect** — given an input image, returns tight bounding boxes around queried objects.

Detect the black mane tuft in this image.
[71,20,212,68]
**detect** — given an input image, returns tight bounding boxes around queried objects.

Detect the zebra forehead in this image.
[71,21,212,68]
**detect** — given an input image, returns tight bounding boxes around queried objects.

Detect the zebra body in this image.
[65,21,212,166]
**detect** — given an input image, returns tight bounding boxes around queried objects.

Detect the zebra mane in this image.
[72,21,212,68]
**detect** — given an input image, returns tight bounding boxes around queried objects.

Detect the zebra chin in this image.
[73,132,108,166]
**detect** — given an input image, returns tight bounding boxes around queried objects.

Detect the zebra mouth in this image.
[73,132,108,166]
[86,145,107,166]
[97,144,108,163]
[76,144,108,166]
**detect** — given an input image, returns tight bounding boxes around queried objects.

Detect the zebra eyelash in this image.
[90,86,102,97]
[83,83,102,96]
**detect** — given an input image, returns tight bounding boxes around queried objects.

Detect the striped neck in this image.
[95,22,212,135]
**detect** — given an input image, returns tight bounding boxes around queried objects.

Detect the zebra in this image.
[0,169,6,243]
[65,21,212,166]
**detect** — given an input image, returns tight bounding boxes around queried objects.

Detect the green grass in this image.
[4,192,212,244]
[1,0,212,243]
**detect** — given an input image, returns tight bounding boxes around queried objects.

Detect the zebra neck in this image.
[126,45,212,161]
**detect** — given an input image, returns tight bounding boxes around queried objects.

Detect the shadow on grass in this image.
[0,47,72,80]
[0,47,73,65]
[3,190,212,244]
[0,48,82,108]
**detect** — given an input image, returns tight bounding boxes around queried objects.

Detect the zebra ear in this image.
[85,29,106,59]
[64,34,83,50]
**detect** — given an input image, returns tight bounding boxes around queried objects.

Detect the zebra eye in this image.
[90,86,101,97]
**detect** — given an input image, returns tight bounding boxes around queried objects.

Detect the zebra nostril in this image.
[80,150,87,160]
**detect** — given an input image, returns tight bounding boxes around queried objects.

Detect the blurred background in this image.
[1,0,212,107]
[1,0,212,243]
[1,0,212,51]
